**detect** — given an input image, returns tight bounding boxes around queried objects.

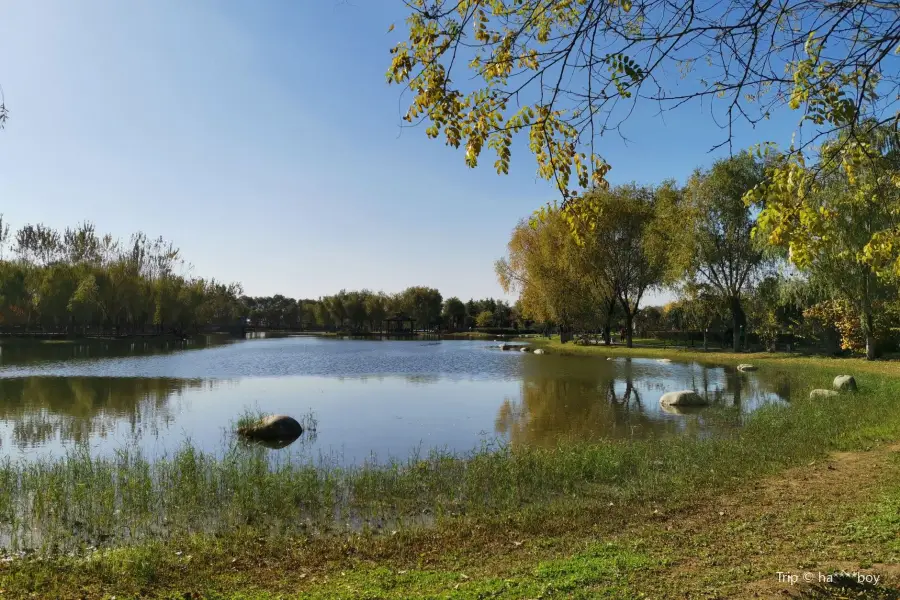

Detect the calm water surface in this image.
[0,335,793,465]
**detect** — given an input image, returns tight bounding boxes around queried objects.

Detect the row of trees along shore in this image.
[0,219,243,336]
[242,292,524,333]
[0,218,525,336]
[497,125,900,360]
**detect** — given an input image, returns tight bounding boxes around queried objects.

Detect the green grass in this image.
[233,407,268,433]
[439,331,502,339]
[233,407,318,435]
[843,453,900,564]
[524,336,900,376]
[1,539,656,599]
[3,351,900,598]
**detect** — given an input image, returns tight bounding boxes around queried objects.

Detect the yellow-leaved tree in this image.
[497,183,683,346]
[387,0,893,214]
[748,124,900,359]
[495,207,600,337]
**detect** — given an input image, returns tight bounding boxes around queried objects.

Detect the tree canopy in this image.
[750,124,900,358]
[388,0,896,201]
[497,182,679,346]
[0,219,243,335]
[686,153,770,350]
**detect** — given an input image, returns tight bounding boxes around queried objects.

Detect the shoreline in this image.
[0,332,234,344]
[522,336,900,376]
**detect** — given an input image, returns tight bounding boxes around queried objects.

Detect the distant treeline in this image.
[0,219,243,336]
[0,218,525,336]
[241,291,525,333]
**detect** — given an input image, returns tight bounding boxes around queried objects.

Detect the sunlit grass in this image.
[527,336,900,377]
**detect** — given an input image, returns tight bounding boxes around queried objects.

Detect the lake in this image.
[0,335,792,465]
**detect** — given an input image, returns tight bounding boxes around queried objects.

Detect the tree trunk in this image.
[863,307,877,361]
[861,271,879,361]
[603,297,615,346]
[730,296,746,353]
[624,312,634,348]
[866,332,877,360]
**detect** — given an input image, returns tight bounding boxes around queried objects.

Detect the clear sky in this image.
[0,1,797,305]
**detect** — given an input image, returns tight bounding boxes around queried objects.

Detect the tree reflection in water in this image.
[495,355,793,447]
[0,377,219,449]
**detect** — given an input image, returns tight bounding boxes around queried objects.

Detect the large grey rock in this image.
[809,389,839,399]
[533,348,545,355]
[833,375,857,392]
[237,414,303,442]
[659,390,707,407]
[737,364,758,372]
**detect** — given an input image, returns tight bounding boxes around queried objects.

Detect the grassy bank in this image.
[525,336,900,377]
[439,331,500,339]
[2,353,900,597]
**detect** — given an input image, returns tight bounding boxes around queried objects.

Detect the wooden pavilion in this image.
[382,313,416,335]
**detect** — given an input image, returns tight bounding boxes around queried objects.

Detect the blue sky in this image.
[0,1,798,305]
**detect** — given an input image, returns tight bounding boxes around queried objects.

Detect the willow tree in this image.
[0,219,243,335]
[396,286,444,330]
[577,184,680,346]
[750,125,900,359]
[685,153,769,351]
[496,208,599,335]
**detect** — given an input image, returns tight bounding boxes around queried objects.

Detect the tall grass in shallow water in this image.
[2,370,900,553]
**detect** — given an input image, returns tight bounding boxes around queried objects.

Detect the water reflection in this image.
[0,335,232,368]
[0,337,795,465]
[0,377,217,450]
[495,356,791,446]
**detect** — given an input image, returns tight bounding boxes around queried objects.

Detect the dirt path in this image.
[620,443,900,598]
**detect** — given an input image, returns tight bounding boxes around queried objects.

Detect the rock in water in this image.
[659,390,707,407]
[238,414,303,442]
[737,364,757,372]
[833,375,857,392]
[809,389,839,399]
[657,358,672,364]
[533,348,545,354]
